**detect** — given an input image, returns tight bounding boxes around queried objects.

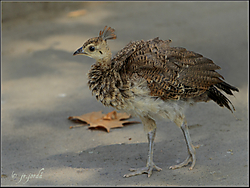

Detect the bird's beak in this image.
[73,47,86,56]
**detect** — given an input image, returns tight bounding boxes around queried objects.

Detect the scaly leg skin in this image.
[169,121,196,170]
[123,128,162,178]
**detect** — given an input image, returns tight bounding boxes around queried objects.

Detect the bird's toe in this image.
[123,164,162,178]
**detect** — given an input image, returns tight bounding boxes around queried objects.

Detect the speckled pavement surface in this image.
[1,2,248,186]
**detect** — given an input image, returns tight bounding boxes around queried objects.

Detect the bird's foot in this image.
[169,153,196,170]
[123,163,162,178]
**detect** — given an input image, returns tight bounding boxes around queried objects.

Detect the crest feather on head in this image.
[99,26,117,41]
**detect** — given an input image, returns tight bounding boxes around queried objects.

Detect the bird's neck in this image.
[100,51,112,67]
[95,44,112,68]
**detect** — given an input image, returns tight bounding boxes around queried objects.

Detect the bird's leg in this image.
[123,119,162,178]
[169,121,196,170]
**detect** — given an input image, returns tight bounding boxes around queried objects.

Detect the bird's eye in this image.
[89,46,95,52]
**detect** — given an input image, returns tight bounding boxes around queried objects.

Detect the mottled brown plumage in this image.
[73,26,239,178]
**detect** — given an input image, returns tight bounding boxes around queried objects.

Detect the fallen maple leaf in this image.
[68,111,140,132]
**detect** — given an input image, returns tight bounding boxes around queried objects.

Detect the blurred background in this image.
[1,2,248,186]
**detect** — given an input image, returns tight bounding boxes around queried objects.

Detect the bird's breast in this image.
[87,66,128,109]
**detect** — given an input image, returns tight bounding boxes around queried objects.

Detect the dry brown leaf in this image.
[67,9,87,18]
[68,111,140,132]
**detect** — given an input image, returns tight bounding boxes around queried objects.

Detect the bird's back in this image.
[111,37,238,113]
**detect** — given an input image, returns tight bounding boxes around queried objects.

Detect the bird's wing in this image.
[112,40,146,63]
[123,37,224,100]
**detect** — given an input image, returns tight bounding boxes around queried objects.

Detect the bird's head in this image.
[73,26,117,64]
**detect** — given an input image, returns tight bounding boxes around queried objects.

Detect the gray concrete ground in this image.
[1,2,248,186]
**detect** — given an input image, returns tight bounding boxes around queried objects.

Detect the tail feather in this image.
[215,82,239,95]
[207,82,239,113]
